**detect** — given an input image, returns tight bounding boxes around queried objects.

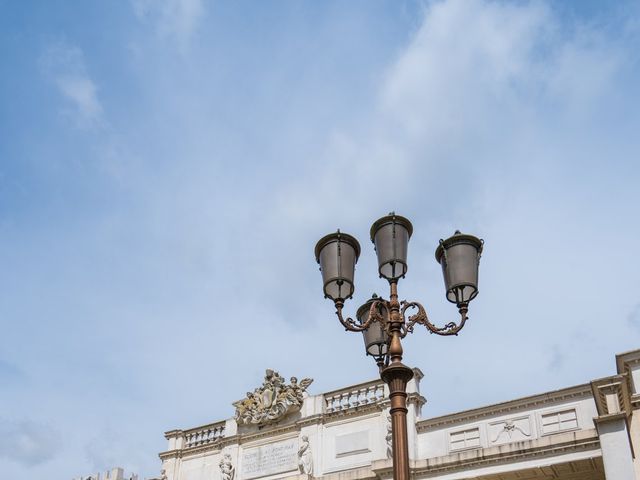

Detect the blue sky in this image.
[1,1,640,479]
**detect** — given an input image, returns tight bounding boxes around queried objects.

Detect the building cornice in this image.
[616,349,640,376]
[417,383,592,431]
[158,449,182,461]
[590,374,631,420]
[616,349,640,409]
[409,428,600,477]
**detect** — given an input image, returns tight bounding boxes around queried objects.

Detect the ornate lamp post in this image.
[314,213,483,480]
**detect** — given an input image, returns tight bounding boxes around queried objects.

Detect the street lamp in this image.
[314,213,483,480]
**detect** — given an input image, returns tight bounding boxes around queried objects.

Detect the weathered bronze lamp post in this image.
[314,213,483,480]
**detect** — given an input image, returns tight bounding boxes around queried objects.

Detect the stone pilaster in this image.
[617,349,640,480]
[591,374,635,480]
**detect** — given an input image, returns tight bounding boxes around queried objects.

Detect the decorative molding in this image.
[616,349,640,375]
[319,465,378,480]
[296,413,323,428]
[158,449,182,461]
[417,384,592,431]
[590,374,631,419]
[616,349,640,406]
[238,423,300,445]
[410,428,601,476]
[407,392,427,410]
[323,411,381,427]
[323,401,385,422]
[412,367,425,382]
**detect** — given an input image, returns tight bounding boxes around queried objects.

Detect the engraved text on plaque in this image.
[241,438,298,479]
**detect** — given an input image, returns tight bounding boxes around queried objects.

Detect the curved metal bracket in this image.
[334,300,387,332]
[400,301,469,336]
[335,298,469,336]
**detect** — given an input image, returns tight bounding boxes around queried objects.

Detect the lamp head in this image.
[315,230,361,302]
[357,294,389,365]
[435,231,483,306]
[370,212,413,282]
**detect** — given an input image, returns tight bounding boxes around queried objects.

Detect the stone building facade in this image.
[158,349,640,480]
[73,467,139,480]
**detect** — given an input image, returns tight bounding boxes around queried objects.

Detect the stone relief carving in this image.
[233,369,313,426]
[219,453,235,480]
[491,419,531,443]
[385,414,393,459]
[298,435,313,475]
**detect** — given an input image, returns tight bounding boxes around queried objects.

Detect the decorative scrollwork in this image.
[335,302,367,331]
[336,297,468,338]
[400,301,468,336]
[335,299,387,332]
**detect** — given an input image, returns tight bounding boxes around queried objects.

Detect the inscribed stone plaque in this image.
[241,438,298,479]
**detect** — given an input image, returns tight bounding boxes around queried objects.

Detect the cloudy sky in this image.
[1,0,640,478]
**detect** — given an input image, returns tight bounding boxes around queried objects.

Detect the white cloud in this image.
[275,0,628,227]
[132,0,205,51]
[40,42,103,127]
[0,419,60,467]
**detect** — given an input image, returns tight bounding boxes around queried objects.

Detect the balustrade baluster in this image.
[377,384,384,402]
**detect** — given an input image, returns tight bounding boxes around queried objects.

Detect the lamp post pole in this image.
[315,213,483,480]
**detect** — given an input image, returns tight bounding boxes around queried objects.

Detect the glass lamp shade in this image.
[357,296,389,359]
[370,213,413,281]
[315,231,361,301]
[435,231,483,305]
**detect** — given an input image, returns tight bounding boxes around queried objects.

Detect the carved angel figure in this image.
[298,435,313,475]
[219,454,235,480]
[290,377,314,403]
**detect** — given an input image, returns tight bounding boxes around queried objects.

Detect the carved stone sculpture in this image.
[298,435,313,475]
[385,414,393,459]
[492,419,531,442]
[233,369,313,426]
[219,454,235,480]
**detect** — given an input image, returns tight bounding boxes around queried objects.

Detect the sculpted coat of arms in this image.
[233,369,313,426]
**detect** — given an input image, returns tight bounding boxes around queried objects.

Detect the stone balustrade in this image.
[184,421,226,448]
[323,380,386,413]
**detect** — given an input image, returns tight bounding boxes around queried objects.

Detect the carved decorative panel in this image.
[488,415,532,445]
